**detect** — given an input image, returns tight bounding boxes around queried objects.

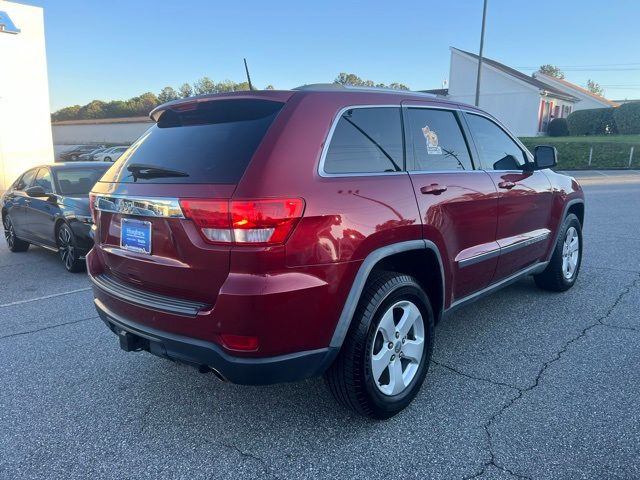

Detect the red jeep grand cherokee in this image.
[88,86,584,418]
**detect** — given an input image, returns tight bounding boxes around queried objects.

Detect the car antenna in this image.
[244,58,254,90]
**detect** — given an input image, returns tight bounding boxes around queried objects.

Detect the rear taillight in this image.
[179,198,304,246]
[89,193,97,223]
[179,199,231,243]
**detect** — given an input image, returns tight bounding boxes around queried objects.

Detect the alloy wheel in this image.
[562,226,579,280]
[371,300,425,396]
[58,226,75,270]
[3,217,15,248]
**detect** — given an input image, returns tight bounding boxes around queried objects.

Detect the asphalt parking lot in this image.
[1,171,639,480]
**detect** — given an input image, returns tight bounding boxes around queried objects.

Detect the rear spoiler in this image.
[149,91,294,122]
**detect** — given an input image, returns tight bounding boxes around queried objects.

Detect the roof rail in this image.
[292,83,345,90]
[293,83,437,97]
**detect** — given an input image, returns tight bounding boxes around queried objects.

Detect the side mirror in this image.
[533,145,557,170]
[25,185,48,198]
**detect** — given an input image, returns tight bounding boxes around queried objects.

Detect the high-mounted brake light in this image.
[170,101,199,113]
[179,198,304,246]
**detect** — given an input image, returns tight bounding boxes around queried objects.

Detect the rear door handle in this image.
[498,181,516,190]
[420,184,448,195]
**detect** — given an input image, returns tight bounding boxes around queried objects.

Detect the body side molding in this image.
[445,261,549,316]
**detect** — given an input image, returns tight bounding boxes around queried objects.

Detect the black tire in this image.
[57,223,85,273]
[3,215,30,252]
[70,154,78,161]
[104,157,112,162]
[324,271,434,419]
[534,213,582,292]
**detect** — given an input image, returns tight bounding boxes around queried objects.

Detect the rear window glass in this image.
[100,99,284,184]
[56,166,110,195]
[324,107,403,174]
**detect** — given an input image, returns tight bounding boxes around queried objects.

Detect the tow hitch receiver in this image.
[118,330,148,352]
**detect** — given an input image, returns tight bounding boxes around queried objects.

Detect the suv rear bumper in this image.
[94,298,337,385]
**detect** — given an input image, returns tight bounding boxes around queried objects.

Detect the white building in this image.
[445,47,578,137]
[0,1,54,191]
[532,72,619,111]
[52,117,153,147]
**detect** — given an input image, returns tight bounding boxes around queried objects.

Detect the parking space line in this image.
[0,287,92,308]
[0,315,99,341]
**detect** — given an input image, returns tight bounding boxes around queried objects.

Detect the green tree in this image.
[193,77,217,95]
[234,81,251,91]
[215,80,236,93]
[103,100,128,118]
[179,83,193,98]
[539,64,565,79]
[51,105,81,122]
[79,100,107,119]
[334,72,367,86]
[334,72,409,90]
[586,79,605,97]
[387,82,410,91]
[158,86,179,103]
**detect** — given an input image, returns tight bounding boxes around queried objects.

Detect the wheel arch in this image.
[544,198,585,264]
[329,240,445,350]
[567,201,584,227]
[54,217,67,244]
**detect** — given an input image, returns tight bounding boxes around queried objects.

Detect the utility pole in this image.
[244,58,254,90]
[475,0,488,107]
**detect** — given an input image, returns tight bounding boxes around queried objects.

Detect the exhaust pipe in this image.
[197,365,226,381]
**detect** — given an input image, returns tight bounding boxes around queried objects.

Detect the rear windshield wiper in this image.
[126,163,190,181]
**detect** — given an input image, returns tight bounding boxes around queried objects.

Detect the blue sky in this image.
[22,0,640,112]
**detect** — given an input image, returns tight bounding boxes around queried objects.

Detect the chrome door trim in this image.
[457,231,550,269]
[500,231,550,256]
[317,103,530,178]
[93,194,184,218]
[457,248,501,268]
[318,104,404,178]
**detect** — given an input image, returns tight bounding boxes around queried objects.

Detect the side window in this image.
[16,169,37,191]
[34,168,54,193]
[406,108,473,171]
[324,107,403,174]
[9,174,24,191]
[466,114,527,171]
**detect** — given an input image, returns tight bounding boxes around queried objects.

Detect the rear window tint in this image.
[323,107,403,174]
[100,99,284,184]
[56,166,110,195]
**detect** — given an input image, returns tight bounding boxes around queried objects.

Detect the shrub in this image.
[613,102,640,134]
[566,108,617,136]
[519,137,640,169]
[548,118,569,137]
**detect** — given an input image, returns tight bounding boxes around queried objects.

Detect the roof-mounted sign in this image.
[0,11,21,34]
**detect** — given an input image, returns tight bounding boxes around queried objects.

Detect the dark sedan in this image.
[2,162,110,272]
[57,145,105,162]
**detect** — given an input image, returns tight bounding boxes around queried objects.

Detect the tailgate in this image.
[92,185,236,305]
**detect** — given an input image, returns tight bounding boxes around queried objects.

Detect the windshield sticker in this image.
[422,126,442,155]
